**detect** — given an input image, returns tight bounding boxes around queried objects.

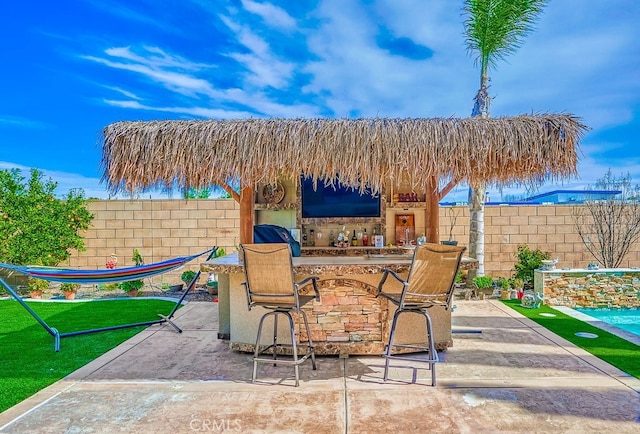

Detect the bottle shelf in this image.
[389,202,426,209]
[254,202,297,211]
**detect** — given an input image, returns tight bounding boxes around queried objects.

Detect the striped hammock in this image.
[0,248,214,284]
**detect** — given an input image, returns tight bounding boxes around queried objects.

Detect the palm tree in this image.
[463,0,548,277]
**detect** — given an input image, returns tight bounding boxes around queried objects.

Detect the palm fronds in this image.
[463,0,549,74]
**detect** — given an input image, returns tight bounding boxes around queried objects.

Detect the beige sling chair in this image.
[240,243,320,386]
[377,243,466,385]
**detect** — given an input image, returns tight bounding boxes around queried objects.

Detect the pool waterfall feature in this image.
[534,268,640,308]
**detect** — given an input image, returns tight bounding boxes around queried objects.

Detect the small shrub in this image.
[181,270,197,285]
[27,278,49,293]
[497,277,511,290]
[473,276,493,289]
[118,280,144,292]
[117,249,144,292]
[513,244,550,286]
[60,283,80,292]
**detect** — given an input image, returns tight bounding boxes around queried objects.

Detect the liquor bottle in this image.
[351,229,357,246]
[302,228,308,247]
[309,229,315,247]
[362,228,368,246]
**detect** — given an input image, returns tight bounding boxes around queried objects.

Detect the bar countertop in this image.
[201,251,478,275]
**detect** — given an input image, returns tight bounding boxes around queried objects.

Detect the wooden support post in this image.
[425,176,440,243]
[239,186,254,244]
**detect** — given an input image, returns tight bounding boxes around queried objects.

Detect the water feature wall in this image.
[534,269,640,308]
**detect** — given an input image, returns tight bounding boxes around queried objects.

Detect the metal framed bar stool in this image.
[377,243,466,385]
[240,243,320,386]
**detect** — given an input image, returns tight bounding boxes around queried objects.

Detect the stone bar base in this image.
[202,253,466,356]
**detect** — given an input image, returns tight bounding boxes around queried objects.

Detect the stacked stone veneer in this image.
[535,269,640,308]
[299,278,385,346]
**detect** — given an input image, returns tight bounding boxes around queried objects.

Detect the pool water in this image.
[574,307,640,337]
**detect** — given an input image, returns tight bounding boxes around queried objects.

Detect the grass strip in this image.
[0,298,178,413]
[501,300,640,379]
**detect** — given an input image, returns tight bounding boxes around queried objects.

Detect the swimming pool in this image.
[574,307,640,338]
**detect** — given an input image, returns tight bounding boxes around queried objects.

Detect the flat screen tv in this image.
[301,177,381,219]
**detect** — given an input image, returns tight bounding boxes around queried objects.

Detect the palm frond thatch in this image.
[100,115,587,194]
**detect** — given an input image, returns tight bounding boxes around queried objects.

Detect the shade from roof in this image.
[100,115,587,195]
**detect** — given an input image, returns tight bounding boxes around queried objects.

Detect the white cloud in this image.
[241,0,296,30]
[301,0,476,117]
[218,15,296,89]
[103,86,142,100]
[0,115,51,129]
[103,99,255,119]
[83,47,220,98]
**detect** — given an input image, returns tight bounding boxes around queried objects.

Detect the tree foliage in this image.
[512,244,550,286]
[0,168,94,266]
[463,0,549,78]
[571,170,640,268]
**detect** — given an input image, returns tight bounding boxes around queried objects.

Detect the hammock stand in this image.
[0,247,218,351]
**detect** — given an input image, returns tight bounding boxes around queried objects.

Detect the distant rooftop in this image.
[440,189,622,206]
[519,189,622,204]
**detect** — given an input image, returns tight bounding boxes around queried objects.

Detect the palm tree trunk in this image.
[468,76,490,279]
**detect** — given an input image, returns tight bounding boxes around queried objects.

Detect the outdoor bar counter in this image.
[202,248,477,355]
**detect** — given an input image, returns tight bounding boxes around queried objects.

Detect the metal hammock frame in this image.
[0,247,218,351]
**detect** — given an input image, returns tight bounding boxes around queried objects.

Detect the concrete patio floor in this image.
[1,300,639,433]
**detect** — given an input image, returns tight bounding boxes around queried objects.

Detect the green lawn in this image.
[501,300,640,379]
[0,298,178,413]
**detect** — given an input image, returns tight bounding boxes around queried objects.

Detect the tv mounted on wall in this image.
[301,177,381,219]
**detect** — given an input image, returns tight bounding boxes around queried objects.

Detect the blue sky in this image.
[0,0,638,201]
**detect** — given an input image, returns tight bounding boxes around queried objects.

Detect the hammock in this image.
[0,249,212,284]
[0,247,218,351]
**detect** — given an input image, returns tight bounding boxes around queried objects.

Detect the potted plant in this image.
[512,278,524,299]
[181,270,198,290]
[472,275,494,299]
[60,282,80,300]
[117,249,145,297]
[497,277,512,300]
[118,280,144,297]
[27,278,49,299]
[442,205,461,246]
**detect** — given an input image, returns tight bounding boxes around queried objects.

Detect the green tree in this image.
[183,186,212,199]
[0,168,94,266]
[463,0,548,278]
[512,244,550,286]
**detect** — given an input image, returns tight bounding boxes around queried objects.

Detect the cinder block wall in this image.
[441,204,640,277]
[68,199,240,285]
[68,200,640,281]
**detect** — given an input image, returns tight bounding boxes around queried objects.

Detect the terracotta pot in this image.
[29,290,43,299]
[127,289,139,297]
[64,291,77,300]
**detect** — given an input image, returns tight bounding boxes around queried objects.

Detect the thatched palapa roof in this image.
[100,115,587,194]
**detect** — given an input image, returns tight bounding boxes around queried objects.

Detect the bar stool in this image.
[240,243,320,386]
[377,243,466,385]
